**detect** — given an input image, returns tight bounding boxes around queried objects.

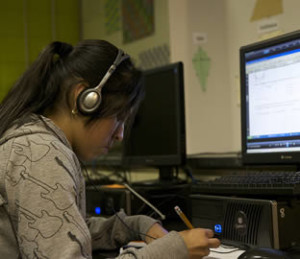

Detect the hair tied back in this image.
[52,53,60,63]
[52,41,73,60]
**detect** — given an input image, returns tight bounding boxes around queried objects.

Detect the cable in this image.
[182,165,197,184]
[123,183,166,221]
[85,164,166,221]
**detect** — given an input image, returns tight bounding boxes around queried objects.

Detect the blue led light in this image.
[214,224,222,233]
[95,207,101,215]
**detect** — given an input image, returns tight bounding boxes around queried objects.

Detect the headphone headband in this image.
[77,49,130,115]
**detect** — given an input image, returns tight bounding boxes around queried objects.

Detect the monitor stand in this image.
[132,166,187,187]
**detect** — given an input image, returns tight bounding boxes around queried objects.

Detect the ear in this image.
[73,83,87,101]
[71,83,87,115]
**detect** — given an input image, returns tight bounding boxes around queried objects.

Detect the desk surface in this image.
[93,246,300,259]
[92,245,245,259]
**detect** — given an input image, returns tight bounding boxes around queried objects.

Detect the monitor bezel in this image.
[240,30,300,165]
[123,61,186,168]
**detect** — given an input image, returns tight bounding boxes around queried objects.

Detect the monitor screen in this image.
[123,62,186,175]
[240,30,300,165]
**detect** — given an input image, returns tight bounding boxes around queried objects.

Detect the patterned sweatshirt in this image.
[0,115,188,259]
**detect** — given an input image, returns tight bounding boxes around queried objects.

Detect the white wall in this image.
[169,0,300,155]
[169,0,231,155]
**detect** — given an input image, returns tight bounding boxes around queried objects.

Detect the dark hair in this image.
[0,40,143,136]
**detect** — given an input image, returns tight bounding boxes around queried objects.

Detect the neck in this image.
[46,110,81,147]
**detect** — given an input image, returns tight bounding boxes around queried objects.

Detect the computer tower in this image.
[132,183,190,231]
[85,183,189,231]
[86,185,132,217]
[190,194,300,249]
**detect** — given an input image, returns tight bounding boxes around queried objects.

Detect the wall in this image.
[226,0,300,151]
[168,0,231,155]
[170,0,300,155]
[82,0,232,156]
[81,0,170,66]
[82,0,300,156]
[0,0,80,101]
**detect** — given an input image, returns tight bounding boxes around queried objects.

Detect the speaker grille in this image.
[223,201,263,246]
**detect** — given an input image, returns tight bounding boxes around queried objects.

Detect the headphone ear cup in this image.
[75,49,129,116]
[77,88,102,115]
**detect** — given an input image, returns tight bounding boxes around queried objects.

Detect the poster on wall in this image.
[138,44,170,70]
[121,0,154,43]
[250,0,283,40]
[104,0,121,35]
[192,46,211,92]
[251,0,283,21]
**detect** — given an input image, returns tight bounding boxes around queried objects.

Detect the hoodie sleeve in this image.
[118,231,189,259]
[87,210,158,250]
[87,211,189,259]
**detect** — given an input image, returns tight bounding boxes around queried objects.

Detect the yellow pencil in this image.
[174,205,194,229]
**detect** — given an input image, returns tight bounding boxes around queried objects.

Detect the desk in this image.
[93,246,300,258]
[92,245,245,259]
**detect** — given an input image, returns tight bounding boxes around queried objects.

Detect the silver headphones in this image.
[76,49,130,115]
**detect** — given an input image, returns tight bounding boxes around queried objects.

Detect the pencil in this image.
[174,205,194,229]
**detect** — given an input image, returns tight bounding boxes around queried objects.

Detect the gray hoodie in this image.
[0,115,188,258]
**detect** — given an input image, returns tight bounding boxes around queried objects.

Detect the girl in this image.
[0,39,219,258]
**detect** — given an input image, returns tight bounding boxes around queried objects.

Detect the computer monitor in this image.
[123,62,186,183]
[240,30,300,165]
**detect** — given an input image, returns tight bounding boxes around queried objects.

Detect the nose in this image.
[114,123,124,142]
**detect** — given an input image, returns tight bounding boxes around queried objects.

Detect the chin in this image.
[78,153,95,162]
[78,148,109,162]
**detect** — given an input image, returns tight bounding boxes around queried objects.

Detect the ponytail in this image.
[0,41,73,136]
